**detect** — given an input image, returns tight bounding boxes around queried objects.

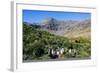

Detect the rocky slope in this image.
[40,18,91,38]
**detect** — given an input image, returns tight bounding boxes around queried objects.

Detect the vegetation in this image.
[23,23,91,61]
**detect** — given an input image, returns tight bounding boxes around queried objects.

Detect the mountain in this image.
[29,17,91,39]
[41,18,90,38]
[63,19,91,38]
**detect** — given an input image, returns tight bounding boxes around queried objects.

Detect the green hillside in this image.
[23,23,91,62]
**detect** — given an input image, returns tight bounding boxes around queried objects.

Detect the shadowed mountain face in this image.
[30,17,91,38]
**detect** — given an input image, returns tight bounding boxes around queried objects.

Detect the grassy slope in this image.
[64,27,91,39]
[23,23,91,61]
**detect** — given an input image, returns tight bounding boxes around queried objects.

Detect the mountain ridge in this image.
[25,17,91,38]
